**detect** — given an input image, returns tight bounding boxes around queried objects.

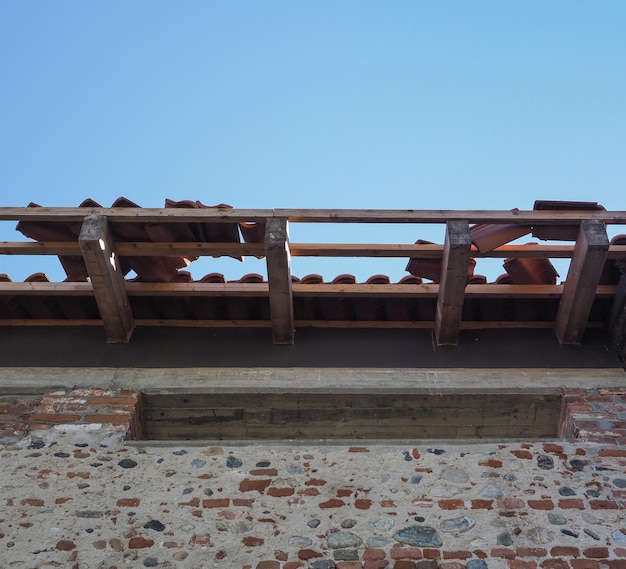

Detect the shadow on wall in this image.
[0,327,620,369]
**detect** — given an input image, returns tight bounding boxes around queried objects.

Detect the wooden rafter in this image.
[78,215,135,343]
[264,218,294,345]
[435,220,472,345]
[555,220,610,345]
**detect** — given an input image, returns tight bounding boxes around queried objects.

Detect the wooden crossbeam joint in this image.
[79,214,135,343]
[555,220,609,345]
[435,220,471,345]
[265,217,294,345]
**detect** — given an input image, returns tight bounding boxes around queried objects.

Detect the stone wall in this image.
[1,388,626,569]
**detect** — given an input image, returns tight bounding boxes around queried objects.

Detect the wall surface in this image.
[1,387,626,568]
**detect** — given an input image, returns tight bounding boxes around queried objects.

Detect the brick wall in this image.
[0,388,143,446]
[1,387,626,568]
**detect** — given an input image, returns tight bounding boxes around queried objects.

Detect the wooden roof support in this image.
[608,262,626,362]
[435,220,471,345]
[265,217,294,345]
[555,220,609,345]
[78,214,135,343]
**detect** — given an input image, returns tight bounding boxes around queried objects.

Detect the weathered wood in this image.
[264,218,294,344]
[555,220,610,344]
[78,215,135,343]
[608,263,626,361]
[2,206,626,224]
[435,220,472,345]
[2,240,626,260]
[142,392,560,440]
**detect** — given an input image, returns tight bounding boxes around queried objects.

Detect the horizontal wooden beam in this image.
[2,240,626,260]
[0,318,606,330]
[1,207,625,224]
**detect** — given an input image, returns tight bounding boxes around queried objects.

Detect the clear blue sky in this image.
[1,1,624,282]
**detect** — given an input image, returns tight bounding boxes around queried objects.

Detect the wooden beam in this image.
[435,220,472,345]
[608,262,626,361]
[78,215,135,343]
[265,217,294,344]
[2,240,626,260]
[555,220,610,345]
[1,206,626,224]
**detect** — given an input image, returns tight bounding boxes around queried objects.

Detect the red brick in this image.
[443,551,472,559]
[439,564,465,569]
[540,561,569,569]
[516,548,547,557]
[349,446,369,452]
[391,545,422,559]
[479,459,503,468]
[56,540,76,551]
[603,562,626,569]
[471,499,493,510]
[250,468,278,476]
[116,498,140,508]
[380,500,396,507]
[598,449,626,457]
[337,489,353,497]
[239,478,271,493]
[582,547,609,558]
[527,500,553,510]
[438,499,464,510]
[297,488,319,496]
[337,563,363,569]
[89,396,138,405]
[298,549,322,560]
[267,487,294,497]
[203,498,230,508]
[589,500,618,510]
[550,546,579,557]
[355,499,372,509]
[233,498,254,507]
[491,548,515,559]
[305,478,327,486]
[364,548,385,560]
[284,564,305,569]
[319,499,345,508]
[242,536,264,547]
[558,498,584,509]
[393,562,416,569]
[422,549,441,560]
[20,498,44,507]
[570,561,600,569]
[511,450,533,459]
[128,537,154,549]
[256,562,280,569]
[178,498,200,507]
[614,548,626,557]
[364,562,390,569]
[498,498,525,510]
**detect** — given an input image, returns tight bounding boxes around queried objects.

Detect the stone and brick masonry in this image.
[0,388,625,568]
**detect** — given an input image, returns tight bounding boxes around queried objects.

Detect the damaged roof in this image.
[0,199,625,357]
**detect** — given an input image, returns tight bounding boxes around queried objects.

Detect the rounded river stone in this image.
[393,525,443,547]
[440,516,476,534]
[327,532,363,549]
